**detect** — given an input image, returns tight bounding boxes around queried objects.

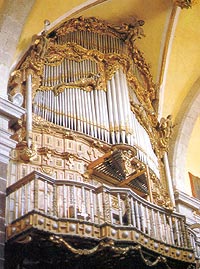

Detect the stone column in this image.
[163,152,175,209]
[0,1,35,265]
[0,97,25,267]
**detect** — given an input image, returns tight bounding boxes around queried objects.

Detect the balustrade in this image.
[6,171,196,254]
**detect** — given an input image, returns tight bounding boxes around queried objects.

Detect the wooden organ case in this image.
[5,17,195,269]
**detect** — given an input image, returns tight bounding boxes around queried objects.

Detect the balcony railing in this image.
[6,171,197,262]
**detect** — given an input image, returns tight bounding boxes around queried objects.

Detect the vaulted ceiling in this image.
[1,0,200,185]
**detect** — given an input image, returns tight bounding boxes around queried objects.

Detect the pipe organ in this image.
[8,16,171,208]
[6,16,195,269]
[29,17,159,178]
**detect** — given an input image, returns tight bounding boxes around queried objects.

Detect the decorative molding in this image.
[0,129,17,164]
[49,235,170,267]
[0,97,25,163]
[174,190,200,211]
[6,211,195,263]
[0,96,25,122]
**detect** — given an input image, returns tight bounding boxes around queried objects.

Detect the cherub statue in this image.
[157,115,176,151]
[158,115,174,140]
[32,30,49,58]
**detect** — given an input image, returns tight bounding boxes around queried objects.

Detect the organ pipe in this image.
[26,71,32,148]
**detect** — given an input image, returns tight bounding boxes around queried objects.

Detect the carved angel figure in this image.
[126,20,145,44]
[158,115,174,140]
[32,31,49,58]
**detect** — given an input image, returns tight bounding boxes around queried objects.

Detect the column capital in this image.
[174,0,196,9]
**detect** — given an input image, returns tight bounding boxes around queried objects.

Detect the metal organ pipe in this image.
[110,75,120,143]
[26,71,32,148]
[106,80,115,144]
[90,90,97,139]
[114,70,125,143]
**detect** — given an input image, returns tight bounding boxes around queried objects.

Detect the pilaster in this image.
[0,96,25,267]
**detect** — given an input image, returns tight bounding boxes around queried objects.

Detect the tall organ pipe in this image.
[26,71,32,148]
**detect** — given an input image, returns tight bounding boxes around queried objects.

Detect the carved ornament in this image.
[156,115,176,154]
[49,235,169,267]
[51,73,101,95]
[17,142,37,163]
[10,17,157,114]
[55,16,145,43]
[37,41,156,113]
[151,175,173,209]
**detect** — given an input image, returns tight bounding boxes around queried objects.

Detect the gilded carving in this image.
[52,73,101,95]
[31,31,50,59]
[156,115,176,153]
[49,235,170,267]
[151,175,172,209]
[8,70,23,97]
[118,150,133,175]
[8,16,171,206]
[55,16,144,43]
[18,142,37,163]
[131,103,154,133]
[41,166,54,175]
[9,16,157,115]
[130,48,157,107]
[111,19,145,45]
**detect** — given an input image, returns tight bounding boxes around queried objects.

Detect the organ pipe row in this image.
[33,69,159,177]
[57,31,126,55]
[42,59,99,87]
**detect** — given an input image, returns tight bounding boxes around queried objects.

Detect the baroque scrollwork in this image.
[38,40,156,113]
[10,16,157,114]
[55,16,145,43]
[49,236,170,267]
[151,174,173,209]
[51,73,101,95]
[8,16,168,193]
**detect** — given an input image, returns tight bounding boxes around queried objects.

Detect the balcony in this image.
[6,171,198,268]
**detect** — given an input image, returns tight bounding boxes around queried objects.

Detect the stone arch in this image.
[0,0,106,98]
[169,77,200,192]
[0,0,35,97]
[12,1,109,65]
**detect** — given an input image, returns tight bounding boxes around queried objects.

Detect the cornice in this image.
[0,128,17,164]
[0,96,25,121]
[174,189,200,210]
